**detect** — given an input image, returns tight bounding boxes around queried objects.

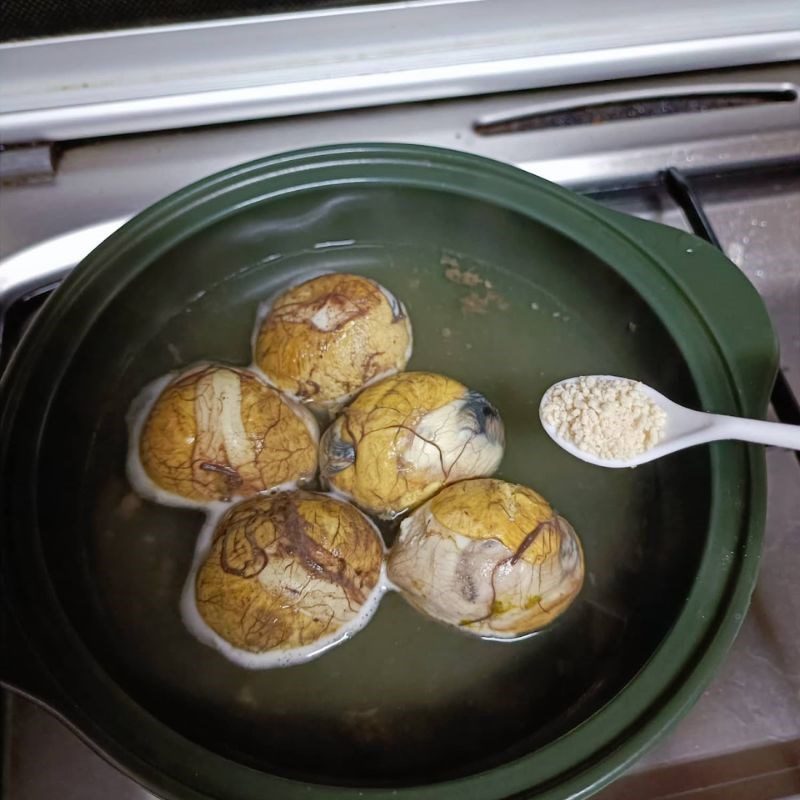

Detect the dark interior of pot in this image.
[36,185,709,785]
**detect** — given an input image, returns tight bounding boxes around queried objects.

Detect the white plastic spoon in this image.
[539,375,800,468]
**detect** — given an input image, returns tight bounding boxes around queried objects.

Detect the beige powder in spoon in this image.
[541,376,667,460]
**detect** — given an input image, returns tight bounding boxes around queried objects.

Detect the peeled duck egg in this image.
[320,372,504,519]
[387,478,584,638]
[253,273,413,411]
[130,364,318,505]
[184,490,385,667]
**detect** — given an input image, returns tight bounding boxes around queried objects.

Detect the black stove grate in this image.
[662,166,800,462]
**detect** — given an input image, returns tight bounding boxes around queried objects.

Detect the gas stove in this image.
[1,26,799,797]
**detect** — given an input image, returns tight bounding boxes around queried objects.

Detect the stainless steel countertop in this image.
[3,0,799,143]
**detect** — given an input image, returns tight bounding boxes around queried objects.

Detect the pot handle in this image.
[589,203,779,418]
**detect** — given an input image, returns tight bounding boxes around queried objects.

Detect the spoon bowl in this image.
[540,375,800,468]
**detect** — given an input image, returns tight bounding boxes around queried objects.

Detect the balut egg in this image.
[187,491,385,666]
[319,372,504,518]
[253,273,412,411]
[387,478,584,638]
[132,364,318,505]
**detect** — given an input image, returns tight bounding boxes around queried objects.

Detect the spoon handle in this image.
[709,415,800,450]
